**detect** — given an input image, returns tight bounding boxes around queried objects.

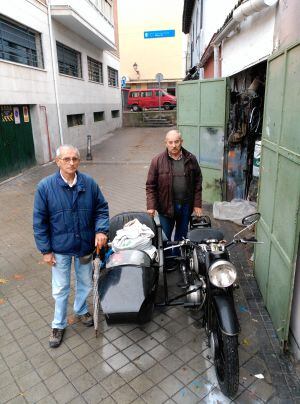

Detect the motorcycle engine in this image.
[190,249,206,275]
[186,280,205,306]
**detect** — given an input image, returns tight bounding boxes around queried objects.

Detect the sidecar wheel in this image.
[213,328,239,398]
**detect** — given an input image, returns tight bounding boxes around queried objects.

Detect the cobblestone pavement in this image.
[0,127,299,403]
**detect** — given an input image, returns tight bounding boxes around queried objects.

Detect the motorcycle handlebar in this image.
[164,237,263,251]
[165,241,181,246]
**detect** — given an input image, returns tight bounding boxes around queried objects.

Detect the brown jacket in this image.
[146,147,202,217]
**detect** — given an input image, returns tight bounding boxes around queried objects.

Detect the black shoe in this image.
[49,328,64,348]
[77,312,94,327]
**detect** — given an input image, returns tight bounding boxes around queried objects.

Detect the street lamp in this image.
[133,62,140,79]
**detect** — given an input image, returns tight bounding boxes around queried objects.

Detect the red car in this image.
[128,89,176,111]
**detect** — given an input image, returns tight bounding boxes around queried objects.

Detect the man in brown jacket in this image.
[146,130,202,242]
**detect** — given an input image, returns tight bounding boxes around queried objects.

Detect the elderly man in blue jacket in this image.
[33,144,109,348]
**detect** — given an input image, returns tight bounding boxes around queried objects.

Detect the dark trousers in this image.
[159,202,191,242]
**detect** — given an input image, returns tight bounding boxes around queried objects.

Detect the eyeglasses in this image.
[59,157,80,163]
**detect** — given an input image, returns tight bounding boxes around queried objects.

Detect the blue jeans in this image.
[52,254,93,329]
[159,202,191,242]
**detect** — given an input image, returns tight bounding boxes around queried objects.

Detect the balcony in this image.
[50,0,116,51]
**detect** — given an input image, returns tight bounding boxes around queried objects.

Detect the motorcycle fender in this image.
[213,295,240,336]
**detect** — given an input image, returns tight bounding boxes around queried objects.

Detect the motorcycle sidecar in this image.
[99,211,162,325]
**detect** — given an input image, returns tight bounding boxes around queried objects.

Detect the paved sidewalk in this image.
[0,127,299,403]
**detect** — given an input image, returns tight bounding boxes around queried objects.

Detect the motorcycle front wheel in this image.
[211,324,239,398]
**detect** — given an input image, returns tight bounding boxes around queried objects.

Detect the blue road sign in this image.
[121,76,127,88]
[144,30,175,39]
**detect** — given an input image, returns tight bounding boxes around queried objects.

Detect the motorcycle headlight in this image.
[208,260,237,288]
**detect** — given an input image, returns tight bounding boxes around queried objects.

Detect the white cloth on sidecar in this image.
[111,218,157,260]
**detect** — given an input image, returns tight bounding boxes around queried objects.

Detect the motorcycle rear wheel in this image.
[212,326,239,398]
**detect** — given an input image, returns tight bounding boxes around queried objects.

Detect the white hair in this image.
[165,129,182,141]
[56,144,80,158]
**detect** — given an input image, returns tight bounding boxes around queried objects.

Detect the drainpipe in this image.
[213,46,220,78]
[233,0,278,23]
[47,0,64,145]
[212,0,278,72]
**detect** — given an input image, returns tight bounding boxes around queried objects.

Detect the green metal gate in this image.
[0,105,36,179]
[177,78,229,203]
[255,42,300,346]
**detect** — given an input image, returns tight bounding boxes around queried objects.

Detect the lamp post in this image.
[133,62,140,80]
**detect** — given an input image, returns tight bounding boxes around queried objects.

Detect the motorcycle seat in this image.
[187,228,224,243]
[109,211,158,248]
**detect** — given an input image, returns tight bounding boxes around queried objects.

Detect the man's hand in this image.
[95,232,108,249]
[193,207,203,217]
[43,253,56,266]
[147,209,156,217]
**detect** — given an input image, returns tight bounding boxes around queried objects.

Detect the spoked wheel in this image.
[210,315,239,397]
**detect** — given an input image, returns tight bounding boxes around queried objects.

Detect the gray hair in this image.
[56,145,80,158]
[165,129,182,140]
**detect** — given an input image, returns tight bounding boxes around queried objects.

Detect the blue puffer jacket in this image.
[33,171,109,256]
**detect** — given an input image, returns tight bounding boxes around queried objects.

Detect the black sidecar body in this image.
[99,211,163,325]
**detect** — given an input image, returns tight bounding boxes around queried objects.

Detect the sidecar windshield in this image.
[106,250,151,268]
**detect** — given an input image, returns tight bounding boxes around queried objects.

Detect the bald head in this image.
[165,130,183,158]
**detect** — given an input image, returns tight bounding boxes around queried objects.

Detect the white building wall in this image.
[221,6,276,77]
[51,0,115,46]
[201,0,237,52]
[187,0,277,77]
[52,19,121,150]
[188,0,238,68]
[0,0,121,165]
[0,0,59,163]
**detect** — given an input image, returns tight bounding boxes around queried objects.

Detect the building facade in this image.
[0,0,121,179]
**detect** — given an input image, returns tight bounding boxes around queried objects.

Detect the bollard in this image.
[86,135,93,160]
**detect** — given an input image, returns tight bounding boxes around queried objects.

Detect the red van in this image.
[127,89,176,111]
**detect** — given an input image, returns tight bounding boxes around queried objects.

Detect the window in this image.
[130,92,140,98]
[0,15,43,68]
[67,114,84,127]
[88,56,103,83]
[167,87,176,96]
[102,0,113,22]
[141,91,152,97]
[92,0,113,22]
[107,66,118,87]
[147,83,159,89]
[155,90,164,97]
[94,111,105,122]
[56,42,82,78]
[111,110,120,118]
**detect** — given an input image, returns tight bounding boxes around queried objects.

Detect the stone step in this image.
[143,122,173,127]
[143,117,169,122]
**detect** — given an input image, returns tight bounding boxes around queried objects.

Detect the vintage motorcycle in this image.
[98,210,261,398]
[163,212,261,397]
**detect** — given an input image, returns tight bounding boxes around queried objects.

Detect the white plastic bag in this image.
[213,199,257,225]
[112,218,157,259]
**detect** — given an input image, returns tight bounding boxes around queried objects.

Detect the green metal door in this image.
[0,105,36,179]
[255,42,300,346]
[177,78,229,203]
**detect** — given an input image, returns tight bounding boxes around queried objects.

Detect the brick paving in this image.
[0,127,299,403]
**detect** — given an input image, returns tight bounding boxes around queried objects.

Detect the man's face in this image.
[165,133,183,157]
[56,148,80,177]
